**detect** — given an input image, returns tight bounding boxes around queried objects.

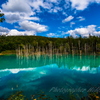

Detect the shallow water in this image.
[0,54,100,99]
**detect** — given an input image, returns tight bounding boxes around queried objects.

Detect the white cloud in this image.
[1,0,62,14]
[29,0,45,11]
[0,26,9,32]
[95,0,100,3]
[94,31,100,36]
[2,0,32,14]
[7,29,36,36]
[62,12,68,16]
[29,0,62,13]
[70,0,90,10]
[23,16,40,21]
[65,25,100,37]
[48,0,58,3]
[3,12,39,23]
[19,20,48,32]
[5,13,21,23]
[0,26,9,35]
[77,16,85,21]
[70,22,75,27]
[47,33,59,37]
[49,7,62,13]
[0,27,36,36]
[1,0,37,23]
[29,0,53,12]
[70,0,100,10]
[62,16,74,23]
[64,0,71,10]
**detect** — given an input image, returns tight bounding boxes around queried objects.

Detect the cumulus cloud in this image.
[46,33,59,37]
[62,16,74,23]
[7,29,36,36]
[77,16,85,21]
[19,20,48,32]
[70,0,100,10]
[5,13,21,23]
[0,26,10,35]
[70,0,90,10]
[29,0,45,11]
[65,25,100,37]
[2,0,32,14]
[3,12,40,23]
[0,26,36,36]
[1,0,62,15]
[94,31,100,35]
[28,0,63,14]
[1,0,37,23]
[0,26,9,32]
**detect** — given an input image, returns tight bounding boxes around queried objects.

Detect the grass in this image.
[0,50,16,55]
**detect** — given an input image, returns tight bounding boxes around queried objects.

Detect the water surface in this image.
[0,54,100,99]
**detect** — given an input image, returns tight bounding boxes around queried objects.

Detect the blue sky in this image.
[0,0,100,38]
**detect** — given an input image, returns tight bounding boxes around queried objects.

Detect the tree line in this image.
[0,35,100,55]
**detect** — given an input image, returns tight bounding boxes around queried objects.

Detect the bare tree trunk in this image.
[78,40,82,55]
[72,43,74,56]
[84,43,87,55]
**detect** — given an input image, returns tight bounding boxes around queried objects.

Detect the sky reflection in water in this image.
[0,55,100,99]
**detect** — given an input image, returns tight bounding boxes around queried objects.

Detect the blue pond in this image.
[0,54,100,99]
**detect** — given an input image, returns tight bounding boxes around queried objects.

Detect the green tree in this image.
[0,11,5,22]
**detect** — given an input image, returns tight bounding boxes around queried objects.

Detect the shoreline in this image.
[0,52,100,56]
[0,53,16,55]
[0,50,16,55]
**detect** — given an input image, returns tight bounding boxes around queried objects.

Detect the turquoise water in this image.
[0,54,100,99]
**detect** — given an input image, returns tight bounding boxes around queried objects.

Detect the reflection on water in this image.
[0,54,100,99]
[0,54,100,70]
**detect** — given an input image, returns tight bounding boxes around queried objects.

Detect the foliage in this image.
[0,36,100,55]
[7,91,27,100]
[5,91,100,100]
[0,11,5,22]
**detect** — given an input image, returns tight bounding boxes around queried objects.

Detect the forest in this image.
[0,35,100,55]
